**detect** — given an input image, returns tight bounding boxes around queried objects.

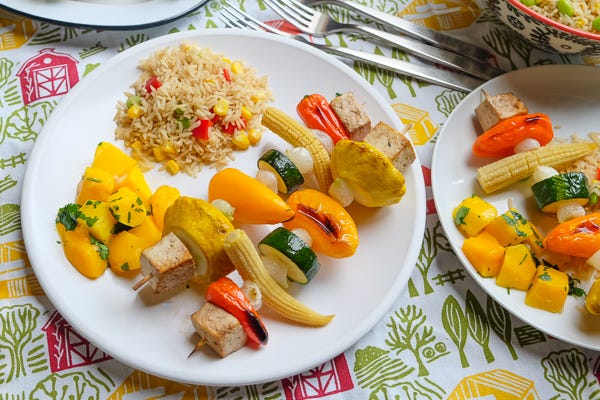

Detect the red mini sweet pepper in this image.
[472,113,554,157]
[297,94,349,144]
[205,276,268,348]
[544,212,600,259]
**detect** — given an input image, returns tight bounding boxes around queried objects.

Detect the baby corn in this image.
[223,229,334,327]
[261,107,333,193]
[477,142,598,193]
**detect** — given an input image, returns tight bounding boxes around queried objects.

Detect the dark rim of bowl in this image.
[506,0,600,41]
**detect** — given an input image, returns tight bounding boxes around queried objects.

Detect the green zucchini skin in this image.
[259,227,320,285]
[258,149,305,194]
[531,172,590,212]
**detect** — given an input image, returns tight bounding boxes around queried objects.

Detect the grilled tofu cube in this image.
[329,92,371,141]
[139,232,195,293]
[191,302,247,357]
[361,121,416,173]
[474,91,528,132]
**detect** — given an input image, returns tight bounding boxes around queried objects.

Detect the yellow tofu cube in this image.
[107,187,147,227]
[483,208,529,247]
[78,200,117,244]
[496,244,537,290]
[76,166,115,204]
[525,266,569,313]
[453,195,497,237]
[462,231,505,277]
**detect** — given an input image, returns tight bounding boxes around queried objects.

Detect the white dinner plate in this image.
[0,0,209,30]
[21,29,426,385]
[432,64,600,351]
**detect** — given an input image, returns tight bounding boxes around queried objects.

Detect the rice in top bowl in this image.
[527,0,600,34]
[114,42,273,176]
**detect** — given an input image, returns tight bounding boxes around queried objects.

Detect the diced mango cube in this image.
[523,219,545,255]
[129,216,162,249]
[56,223,108,279]
[79,200,117,244]
[76,166,115,204]
[462,231,505,277]
[115,165,152,208]
[91,141,137,178]
[107,187,147,227]
[525,265,569,313]
[453,195,497,237]
[108,231,144,274]
[483,208,529,247]
[496,244,537,290]
[150,185,180,231]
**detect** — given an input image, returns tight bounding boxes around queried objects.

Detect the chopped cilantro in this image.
[90,236,109,260]
[538,271,552,281]
[453,206,469,226]
[56,203,82,231]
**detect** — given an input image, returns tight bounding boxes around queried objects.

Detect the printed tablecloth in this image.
[2,1,600,399]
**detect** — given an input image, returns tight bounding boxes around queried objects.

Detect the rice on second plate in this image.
[529,0,600,33]
[114,42,273,176]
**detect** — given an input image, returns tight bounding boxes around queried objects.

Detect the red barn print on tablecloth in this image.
[17,48,79,105]
[282,354,354,399]
[42,311,111,372]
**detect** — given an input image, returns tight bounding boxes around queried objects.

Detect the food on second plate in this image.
[472,113,554,157]
[474,91,528,132]
[476,141,598,193]
[114,42,273,176]
[454,196,571,313]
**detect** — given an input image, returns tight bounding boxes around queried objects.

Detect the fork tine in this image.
[221,3,293,37]
[263,0,313,30]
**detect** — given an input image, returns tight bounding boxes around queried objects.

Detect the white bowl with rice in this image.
[490,0,600,55]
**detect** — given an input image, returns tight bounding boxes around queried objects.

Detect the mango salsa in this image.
[525,265,569,313]
[495,244,537,290]
[462,231,505,277]
[453,195,497,237]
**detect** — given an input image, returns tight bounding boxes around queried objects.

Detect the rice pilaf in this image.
[114,42,273,176]
[528,0,600,34]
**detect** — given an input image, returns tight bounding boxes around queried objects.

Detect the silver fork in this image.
[263,0,503,81]
[219,5,484,92]
[290,0,491,62]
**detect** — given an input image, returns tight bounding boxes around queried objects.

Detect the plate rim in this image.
[0,0,209,30]
[431,63,600,351]
[20,28,427,384]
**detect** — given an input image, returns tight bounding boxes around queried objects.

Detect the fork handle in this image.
[316,0,491,62]
[312,42,484,92]
[349,24,502,81]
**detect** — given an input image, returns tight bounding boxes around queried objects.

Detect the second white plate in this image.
[432,64,600,350]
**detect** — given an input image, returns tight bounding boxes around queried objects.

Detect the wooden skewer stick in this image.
[187,339,207,359]
[131,274,152,291]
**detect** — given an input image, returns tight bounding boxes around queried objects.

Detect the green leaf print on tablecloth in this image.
[409,221,452,297]
[442,295,469,368]
[0,203,20,236]
[385,305,436,377]
[0,58,21,108]
[3,101,56,143]
[465,290,494,363]
[0,304,45,383]
[542,348,593,400]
